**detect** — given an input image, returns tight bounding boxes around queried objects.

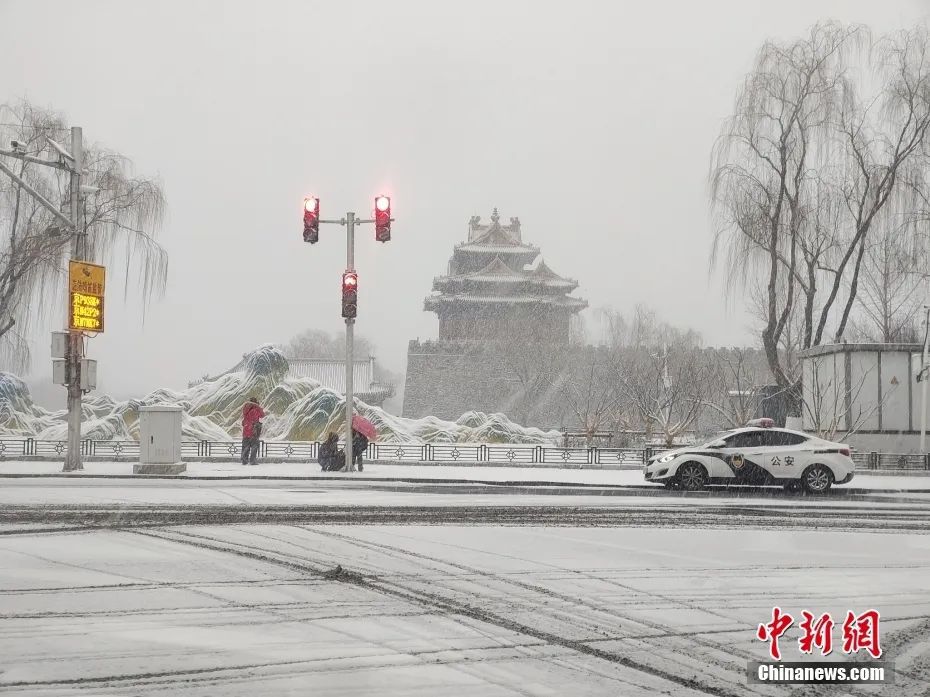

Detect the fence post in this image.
[589,447,597,466]
[533,445,543,463]
[478,444,488,462]
[925,453,930,471]
[24,438,35,456]
[868,452,878,470]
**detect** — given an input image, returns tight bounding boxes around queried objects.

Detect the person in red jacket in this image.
[241,397,265,465]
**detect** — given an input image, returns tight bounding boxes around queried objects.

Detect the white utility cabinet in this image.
[138,405,183,464]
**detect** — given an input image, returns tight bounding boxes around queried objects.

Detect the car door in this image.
[759,430,812,479]
[717,430,765,480]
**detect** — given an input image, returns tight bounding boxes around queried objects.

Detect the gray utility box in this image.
[136,405,185,474]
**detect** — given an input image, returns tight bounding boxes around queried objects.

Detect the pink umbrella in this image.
[352,414,377,441]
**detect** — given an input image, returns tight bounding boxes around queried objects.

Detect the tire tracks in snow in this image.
[129,526,764,697]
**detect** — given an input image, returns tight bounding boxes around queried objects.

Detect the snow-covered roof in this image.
[455,243,539,254]
[287,358,377,393]
[425,294,588,309]
[435,255,577,289]
[467,208,523,245]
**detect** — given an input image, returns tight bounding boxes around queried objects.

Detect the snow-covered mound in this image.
[0,345,560,444]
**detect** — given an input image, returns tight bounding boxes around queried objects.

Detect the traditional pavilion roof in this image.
[434,254,578,291]
[424,293,588,311]
[425,209,586,313]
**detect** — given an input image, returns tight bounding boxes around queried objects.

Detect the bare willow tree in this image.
[0,100,167,370]
[711,23,930,387]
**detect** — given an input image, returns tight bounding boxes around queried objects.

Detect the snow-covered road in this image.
[1,472,927,695]
[0,523,927,696]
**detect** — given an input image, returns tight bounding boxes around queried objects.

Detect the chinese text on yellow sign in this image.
[68,260,105,333]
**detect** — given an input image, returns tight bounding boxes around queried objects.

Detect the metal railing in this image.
[852,452,930,470]
[1,438,928,470]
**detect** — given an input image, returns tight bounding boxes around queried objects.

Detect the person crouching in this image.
[319,432,344,472]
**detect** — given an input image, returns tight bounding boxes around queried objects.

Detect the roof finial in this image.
[491,207,500,224]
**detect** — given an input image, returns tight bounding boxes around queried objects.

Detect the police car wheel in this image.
[678,462,707,491]
[801,464,833,494]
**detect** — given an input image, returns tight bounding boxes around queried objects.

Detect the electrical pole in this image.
[64,127,84,471]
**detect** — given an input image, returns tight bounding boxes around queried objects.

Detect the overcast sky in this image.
[1,0,928,405]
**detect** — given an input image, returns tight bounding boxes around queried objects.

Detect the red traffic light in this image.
[375,195,391,242]
[342,271,358,318]
[303,196,320,243]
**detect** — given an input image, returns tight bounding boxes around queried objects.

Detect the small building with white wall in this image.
[798,343,927,453]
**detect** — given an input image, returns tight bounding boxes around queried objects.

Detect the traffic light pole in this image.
[344,211,355,473]
[314,199,390,473]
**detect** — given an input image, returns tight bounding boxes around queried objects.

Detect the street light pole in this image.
[920,225,930,455]
[64,127,84,472]
[0,127,88,472]
[344,211,355,473]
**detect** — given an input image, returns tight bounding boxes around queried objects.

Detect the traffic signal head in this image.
[303,196,319,243]
[375,195,391,242]
[342,271,358,319]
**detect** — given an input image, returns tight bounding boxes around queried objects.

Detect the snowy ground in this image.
[1,523,927,696]
[1,467,927,695]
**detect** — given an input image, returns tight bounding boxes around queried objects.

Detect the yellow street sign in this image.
[68,260,105,333]
[69,260,105,296]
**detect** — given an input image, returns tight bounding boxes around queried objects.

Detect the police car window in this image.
[725,431,763,448]
[761,431,809,447]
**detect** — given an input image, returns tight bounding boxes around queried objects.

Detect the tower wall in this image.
[402,339,569,427]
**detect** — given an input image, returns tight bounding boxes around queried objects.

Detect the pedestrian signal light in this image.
[375,195,391,242]
[303,196,319,243]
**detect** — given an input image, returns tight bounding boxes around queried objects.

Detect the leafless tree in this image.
[600,306,708,446]
[0,100,167,370]
[701,347,768,429]
[281,327,400,393]
[283,327,378,360]
[846,217,924,342]
[556,345,626,446]
[711,23,930,387]
[621,344,709,447]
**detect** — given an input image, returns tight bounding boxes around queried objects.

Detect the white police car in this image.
[643,419,855,493]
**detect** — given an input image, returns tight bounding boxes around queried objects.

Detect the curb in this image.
[0,471,928,495]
